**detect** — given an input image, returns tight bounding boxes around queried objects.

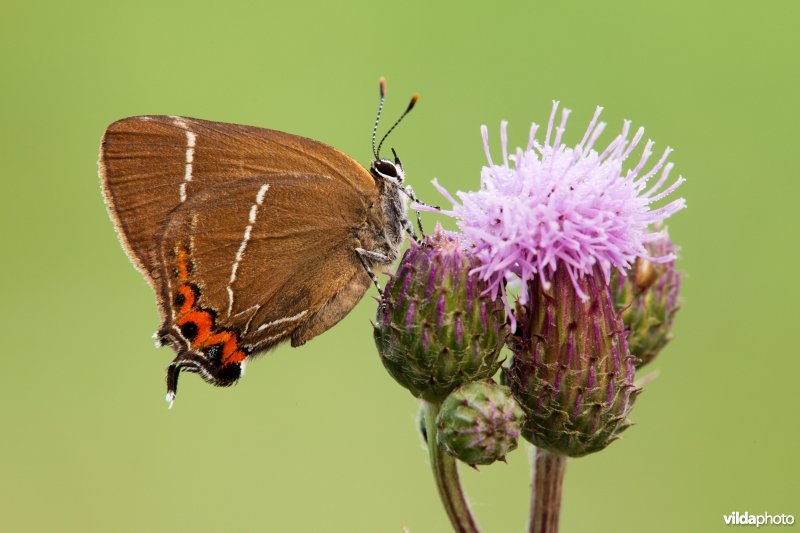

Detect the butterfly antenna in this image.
[377,93,419,159]
[372,77,387,159]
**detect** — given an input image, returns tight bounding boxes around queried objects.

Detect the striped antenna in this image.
[372,77,387,159]
[376,93,419,160]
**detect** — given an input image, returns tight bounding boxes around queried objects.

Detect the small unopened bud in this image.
[436,381,524,466]
[612,233,682,368]
[507,267,639,457]
[374,228,507,402]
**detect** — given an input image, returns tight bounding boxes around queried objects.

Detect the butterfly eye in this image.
[373,159,399,178]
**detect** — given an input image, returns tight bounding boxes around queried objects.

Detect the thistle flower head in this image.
[428,102,686,317]
[374,227,507,402]
[505,267,640,457]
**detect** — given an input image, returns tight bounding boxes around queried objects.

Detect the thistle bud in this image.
[506,267,639,457]
[436,381,524,466]
[374,229,507,402]
[612,234,681,368]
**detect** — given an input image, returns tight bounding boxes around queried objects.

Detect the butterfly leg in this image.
[400,185,438,237]
[402,185,425,240]
[415,210,424,239]
[400,214,422,244]
[356,247,391,293]
[400,184,438,210]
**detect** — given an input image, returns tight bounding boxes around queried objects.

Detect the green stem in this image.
[528,447,567,533]
[422,400,481,533]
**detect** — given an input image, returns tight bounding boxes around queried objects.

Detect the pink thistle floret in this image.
[424,102,686,314]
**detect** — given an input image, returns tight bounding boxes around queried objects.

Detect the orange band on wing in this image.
[170,247,248,367]
[203,331,246,365]
[225,350,247,365]
[177,310,214,344]
[176,284,196,315]
[176,249,191,282]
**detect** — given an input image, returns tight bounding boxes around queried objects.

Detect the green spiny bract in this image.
[436,381,524,466]
[612,235,681,368]
[506,267,640,457]
[374,230,507,403]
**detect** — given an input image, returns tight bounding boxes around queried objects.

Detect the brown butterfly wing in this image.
[157,175,372,359]
[99,115,377,296]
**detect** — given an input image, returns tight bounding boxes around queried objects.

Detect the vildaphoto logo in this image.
[723,512,795,527]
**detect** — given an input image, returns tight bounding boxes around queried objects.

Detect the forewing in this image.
[158,174,371,353]
[99,115,376,289]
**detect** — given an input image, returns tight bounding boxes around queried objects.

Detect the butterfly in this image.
[98,78,431,406]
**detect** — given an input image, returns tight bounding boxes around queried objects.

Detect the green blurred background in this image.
[2,1,798,531]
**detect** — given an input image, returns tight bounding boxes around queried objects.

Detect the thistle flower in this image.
[429,102,686,456]
[428,102,686,322]
[374,228,507,402]
[436,380,524,466]
[612,230,682,368]
[505,267,639,456]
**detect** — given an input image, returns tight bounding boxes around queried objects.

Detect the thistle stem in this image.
[422,400,481,533]
[528,447,567,533]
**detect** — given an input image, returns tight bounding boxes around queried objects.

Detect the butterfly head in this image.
[370,149,406,185]
[371,77,417,186]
